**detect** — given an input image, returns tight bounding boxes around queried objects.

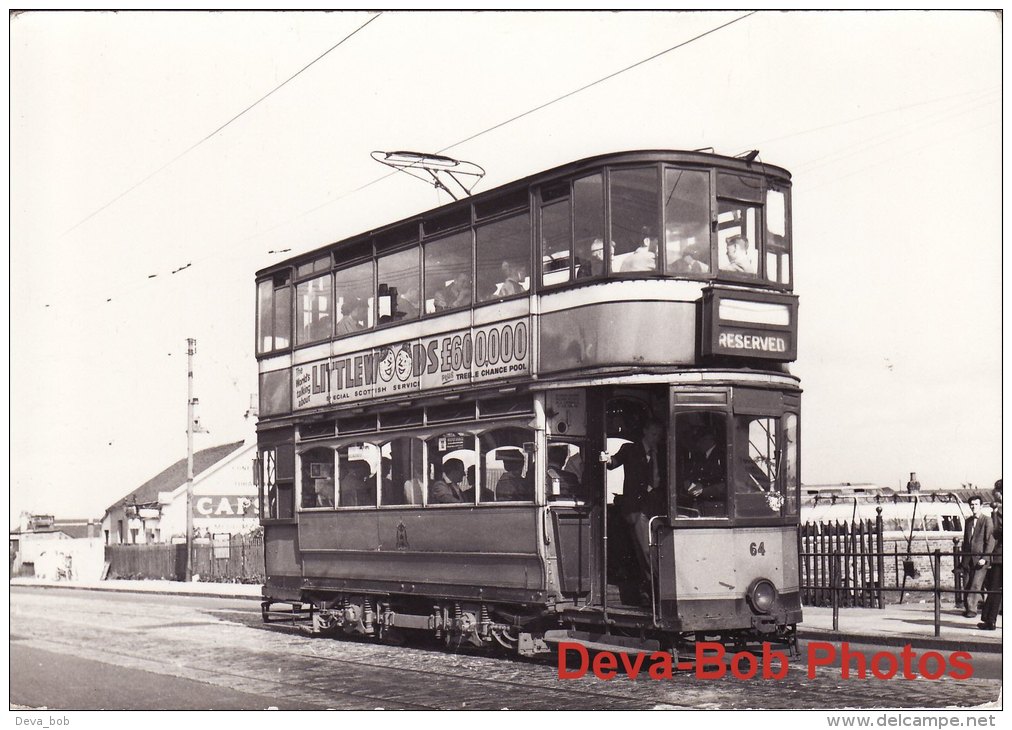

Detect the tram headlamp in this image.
[747,578,777,614]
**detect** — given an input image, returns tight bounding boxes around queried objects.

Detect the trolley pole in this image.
[184,338,196,582]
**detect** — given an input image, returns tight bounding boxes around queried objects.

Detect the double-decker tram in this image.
[255,150,801,656]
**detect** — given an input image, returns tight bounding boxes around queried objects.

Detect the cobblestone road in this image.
[9,588,1001,710]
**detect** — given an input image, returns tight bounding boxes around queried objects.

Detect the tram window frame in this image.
[425,432,479,507]
[376,247,421,326]
[299,445,336,510]
[295,272,333,346]
[764,185,792,287]
[572,173,606,282]
[672,410,730,520]
[335,441,381,509]
[732,414,786,519]
[663,167,712,279]
[475,211,532,305]
[378,436,426,507]
[260,443,295,521]
[333,259,376,339]
[608,166,662,276]
[546,438,588,503]
[479,426,536,503]
[256,271,292,355]
[424,230,474,315]
[784,412,799,516]
[539,192,574,288]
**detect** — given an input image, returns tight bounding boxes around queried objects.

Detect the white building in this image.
[102,440,259,544]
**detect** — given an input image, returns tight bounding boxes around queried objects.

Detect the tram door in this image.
[599,386,669,609]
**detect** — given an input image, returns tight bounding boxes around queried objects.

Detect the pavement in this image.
[10,577,1002,654]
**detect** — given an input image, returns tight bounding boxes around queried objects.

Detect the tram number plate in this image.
[749,542,766,556]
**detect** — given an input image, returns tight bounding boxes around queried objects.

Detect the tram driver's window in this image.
[733,416,784,517]
[663,168,711,276]
[380,437,425,506]
[425,433,477,505]
[336,443,379,508]
[425,231,473,314]
[300,447,335,508]
[609,167,660,275]
[476,212,531,303]
[784,413,798,515]
[334,261,375,337]
[480,427,535,502]
[674,412,728,518]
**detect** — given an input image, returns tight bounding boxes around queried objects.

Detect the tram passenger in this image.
[494,451,533,501]
[433,272,472,311]
[497,260,529,298]
[547,445,582,500]
[339,460,373,507]
[723,235,757,274]
[601,419,666,601]
[619,227,659,272]
[335,298,368,336]
[429,458,468,504]
[671,244,710,274]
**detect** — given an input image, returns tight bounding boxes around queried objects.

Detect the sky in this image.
[9,10,1003,523]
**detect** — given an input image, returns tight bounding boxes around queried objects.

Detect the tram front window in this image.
[733,416,785,516]
[674,412,728,518]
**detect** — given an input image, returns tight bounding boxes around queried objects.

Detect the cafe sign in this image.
[293,317,531,410]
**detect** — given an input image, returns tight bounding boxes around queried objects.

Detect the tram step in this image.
[544,629,660,654]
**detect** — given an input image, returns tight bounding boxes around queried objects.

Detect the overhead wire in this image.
[59,12,383,239]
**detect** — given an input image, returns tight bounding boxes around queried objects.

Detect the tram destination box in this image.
[701,286,798,362]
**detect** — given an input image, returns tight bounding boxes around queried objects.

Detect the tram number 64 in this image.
[749,542,766,557]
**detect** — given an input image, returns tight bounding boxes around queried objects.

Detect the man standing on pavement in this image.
[979,480,1002,630]
[961,494,996,619]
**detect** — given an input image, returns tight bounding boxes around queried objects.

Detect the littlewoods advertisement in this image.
[293,317,530,410]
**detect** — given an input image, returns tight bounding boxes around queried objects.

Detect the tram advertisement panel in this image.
[293,317,530,409]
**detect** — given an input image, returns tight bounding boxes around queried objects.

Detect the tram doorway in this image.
[600,386,669,609]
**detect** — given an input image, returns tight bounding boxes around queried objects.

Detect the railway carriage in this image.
[255,149,802,656]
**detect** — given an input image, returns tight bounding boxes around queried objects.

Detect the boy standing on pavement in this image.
[961,494,996,619]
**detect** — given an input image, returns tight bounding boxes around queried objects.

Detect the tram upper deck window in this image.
[476,212,531,303]
[425,432,477,505]
[425,231,472,314]
[480,427,535,503]
[334,261,374,338]
[336,442,379,508]
[377,248,420,324]
[609,167,660,274]
[540,182,573,286]
[573,174,605,280]
[300,446,335,509]
[663,168,711,276]
[765,187,791,286]
[256,271,291,354]
[717,172,762,278]
[674,412,728,519]
[296,273,332,345]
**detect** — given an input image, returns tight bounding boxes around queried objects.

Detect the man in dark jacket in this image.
[602,419,665,601]
[979,480,1002,630]
[962,494,996,618]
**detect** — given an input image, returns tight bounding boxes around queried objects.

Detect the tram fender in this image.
[544,629,660,654]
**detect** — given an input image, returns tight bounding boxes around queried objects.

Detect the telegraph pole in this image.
[185,338,196,581]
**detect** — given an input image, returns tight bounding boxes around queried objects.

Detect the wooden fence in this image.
[800,518,885,607]
[105,532,264,583]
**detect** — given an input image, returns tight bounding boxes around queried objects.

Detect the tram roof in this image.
[256,148,792,279]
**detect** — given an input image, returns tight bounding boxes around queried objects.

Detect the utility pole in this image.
[185,337,196,581]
